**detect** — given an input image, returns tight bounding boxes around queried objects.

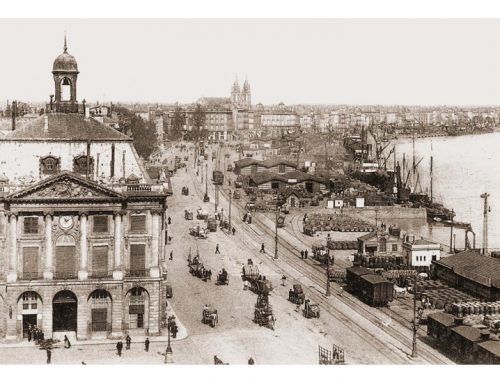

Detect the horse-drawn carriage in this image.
[303,299,320,318]
[288,284,305,305]
[196,208,209,220]
[188,258,212,281]
[242,260,273,294]
[312,244,334,265]
[254,294,275,330]
[202,306,218,328]
[216,269,229,285]
[181,186,189,196]
[184,209,194,220]
[189,225,208,239]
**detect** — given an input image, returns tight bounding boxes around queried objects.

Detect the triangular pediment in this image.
[7,171,125,200]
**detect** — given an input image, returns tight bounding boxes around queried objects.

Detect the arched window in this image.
[61,78,71,101]
[73,155,94,175]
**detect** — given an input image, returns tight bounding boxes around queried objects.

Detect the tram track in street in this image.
[189,150,416,364]
[213,145,451,364]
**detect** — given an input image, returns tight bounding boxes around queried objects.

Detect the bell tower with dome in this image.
[50,35,80,113]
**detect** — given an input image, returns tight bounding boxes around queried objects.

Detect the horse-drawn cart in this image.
[202,306,218,328]
[288,284,305,305]
[216,269,229,285]
[303,299,320,318]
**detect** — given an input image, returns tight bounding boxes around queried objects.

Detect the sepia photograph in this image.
[1,1,500,374]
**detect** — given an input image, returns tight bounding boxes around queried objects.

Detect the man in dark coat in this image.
[46,349,52,364]
[125,335,131,350]
[300,250,304,259]
[215,244,220,254]
[144,337,150,352]
[27,325,32,342]
[117,341,123,356]
[304,249,308,259]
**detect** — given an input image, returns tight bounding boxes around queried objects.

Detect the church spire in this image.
[64,32,68,53]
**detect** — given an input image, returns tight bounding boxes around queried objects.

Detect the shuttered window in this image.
[92,246,108,277]
[22,247,39,279]
[55,246,76,279]
[91,308,107,332]
[130,215,146,233]
[23,217,39,235]
[130,244,146,276]
[93,216,109,234]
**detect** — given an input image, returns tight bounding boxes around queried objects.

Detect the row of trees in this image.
[113,103,210,160]
[167,104,208,142]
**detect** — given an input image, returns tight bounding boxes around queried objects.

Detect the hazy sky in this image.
[1,19,500,106]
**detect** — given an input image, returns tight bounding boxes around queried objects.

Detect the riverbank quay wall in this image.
[341,206,427,222]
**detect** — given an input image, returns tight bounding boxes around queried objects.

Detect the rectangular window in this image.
[23,217,39,235]
[271,182,279,189]
[129,313,144,329]
[278,164,286,173]
[92,245,109,277]
[130,215,146,233]
[22,247,39,279]
[130,244,146,276]
[392,244,398,252]
[93,216,109,234]
[55,246,76,279]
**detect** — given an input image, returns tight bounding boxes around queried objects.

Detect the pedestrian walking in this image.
[144,338,150,352]
[232,227,236,236]
[281,275,287,286]
[260,243,265,253]
[172,324,178,339]
[34,328,39,344]
[168,217,171,225]
[168,236,172,244]
[46,348,52,364]
[64,335,71,349]
[125,335,131,350]
[300,250,304,259]
[169,250,173,261]
[339,287,344,297]
[117,341,123,356]
[248,357,255,365]
[40,331,45,342]
[304,249,309,259]
[215,244,220,254]
[27,325,32,342]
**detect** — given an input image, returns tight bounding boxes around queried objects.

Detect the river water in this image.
[392,132,500,251]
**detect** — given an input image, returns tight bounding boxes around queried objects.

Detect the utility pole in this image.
[449,209,454,254]
[412,277,418,358]
[326,248,331,296]
[228,190,232,233]
[274,207,280,260]
[205,162,208,196]
[481,193,490,255]
[215,184,219,214]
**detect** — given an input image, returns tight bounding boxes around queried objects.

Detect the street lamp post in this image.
[228,190,232,233]
[274,207,280,260]
[326,248,331,296]
[411,277,419,358]
[165,323,173,364]
[205,162,208,196]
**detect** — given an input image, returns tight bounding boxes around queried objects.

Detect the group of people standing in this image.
[116,335,150,356]
[27,324,45,344]
[300,249,309,259]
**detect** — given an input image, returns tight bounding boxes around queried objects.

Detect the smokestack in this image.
[11,100,16,131]
[86,140,91,179]
[44,115,49,132]
[82,99,87,117]
[111,144,115,177]
[122,150,126,179]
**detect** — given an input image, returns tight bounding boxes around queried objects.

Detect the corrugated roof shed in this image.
[434,250,500,288]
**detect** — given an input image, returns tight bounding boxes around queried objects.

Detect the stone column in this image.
[78,213,88,280]
[150,212,160,278]
[113,212,124,280]
[7,213,17,282]
[43,214,53,280]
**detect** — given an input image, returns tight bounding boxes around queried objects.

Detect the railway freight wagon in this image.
[346,266,394,307]
[213,170,224,185]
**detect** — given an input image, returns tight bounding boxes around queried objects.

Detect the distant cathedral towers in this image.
[231,76,251,108]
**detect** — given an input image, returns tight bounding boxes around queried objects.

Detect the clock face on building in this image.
[59,216,74,230]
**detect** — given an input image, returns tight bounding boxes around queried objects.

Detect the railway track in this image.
[187,155,414,364]
[213,146,451,364]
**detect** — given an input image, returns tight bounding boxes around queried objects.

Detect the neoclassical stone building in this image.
[0,39,171,342]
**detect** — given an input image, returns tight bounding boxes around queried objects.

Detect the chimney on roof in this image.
[454,317,464,326]
[44,115,49,132]
[111,144,115,178]
[480,330,490,340]
[11,100,16,131]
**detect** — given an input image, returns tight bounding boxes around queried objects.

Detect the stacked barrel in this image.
[303,213,374,236]
[449,301,500,317]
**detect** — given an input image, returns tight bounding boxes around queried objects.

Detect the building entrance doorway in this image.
[52,290,77,332]
[22,314,37,338]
